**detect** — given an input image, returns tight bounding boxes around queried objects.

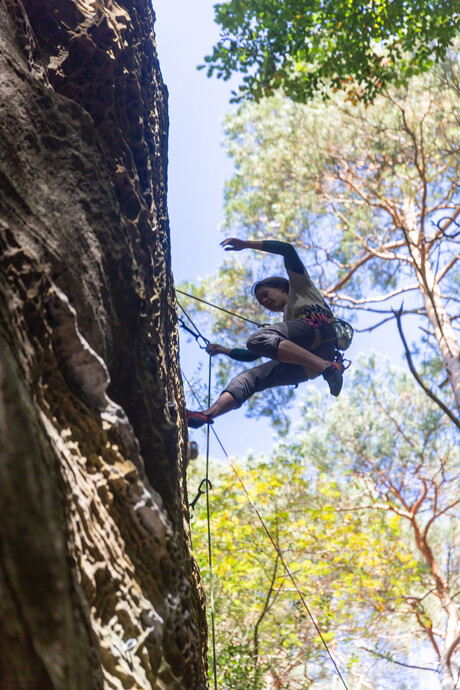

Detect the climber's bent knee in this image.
[246,328,283,359]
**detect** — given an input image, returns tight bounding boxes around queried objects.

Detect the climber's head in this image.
[252,276,289,312]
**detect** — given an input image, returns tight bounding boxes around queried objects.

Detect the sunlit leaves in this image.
[202,0,460,104]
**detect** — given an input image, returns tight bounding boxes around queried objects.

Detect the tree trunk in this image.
[0,1,207,688]
[403,197,460,411]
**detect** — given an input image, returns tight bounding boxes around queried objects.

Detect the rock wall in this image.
[0,1,207,687]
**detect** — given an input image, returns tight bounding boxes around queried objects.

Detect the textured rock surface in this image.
[0,1,207,687]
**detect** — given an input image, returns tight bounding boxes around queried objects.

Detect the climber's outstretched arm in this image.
[221,237,304,274]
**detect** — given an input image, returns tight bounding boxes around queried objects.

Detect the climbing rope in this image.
[182,360,218,690]
[179,304,350,689]
[205,355,218,690]
[177,288,265,327]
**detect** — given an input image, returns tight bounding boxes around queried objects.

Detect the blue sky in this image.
[153,0,236,282]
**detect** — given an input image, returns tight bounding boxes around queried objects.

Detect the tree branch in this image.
[326,251,375,293]
[328,284,419,306]
[423,499,460,542]
[437,253,459,283]
[359,646,438,672]
[393,307,460,429]
[353,315,396,333]
[446,631,460,668]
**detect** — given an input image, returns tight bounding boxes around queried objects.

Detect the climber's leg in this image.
[247,319,343,395]
[186,360,309,428]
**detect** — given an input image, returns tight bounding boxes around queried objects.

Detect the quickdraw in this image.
[177,314,210,349]
[189,478,213,512]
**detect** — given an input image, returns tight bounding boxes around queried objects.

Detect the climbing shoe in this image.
[322,361,344,397]
[186,410,214,429]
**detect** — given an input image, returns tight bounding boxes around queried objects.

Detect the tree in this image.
[202,0,460,104]
[189,358,459,689]
[183,58,460,423]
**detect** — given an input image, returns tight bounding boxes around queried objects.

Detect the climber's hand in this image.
[206,343,226,356]
[221,238,248,252]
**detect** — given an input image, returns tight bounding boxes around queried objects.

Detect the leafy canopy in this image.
[202,0,460,103]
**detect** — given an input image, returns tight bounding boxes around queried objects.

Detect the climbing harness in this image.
[180,302,350,690]
[297,306,354,353]
[298,304,334,327]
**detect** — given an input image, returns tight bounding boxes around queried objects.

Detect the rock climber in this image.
[186,238,347,429]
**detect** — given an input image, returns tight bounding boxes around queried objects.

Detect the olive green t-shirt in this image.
[284,267,331,321]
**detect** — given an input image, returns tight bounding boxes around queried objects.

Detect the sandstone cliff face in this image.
[0,1,207,687]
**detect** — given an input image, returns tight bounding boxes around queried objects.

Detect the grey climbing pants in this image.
[224,319,336,408]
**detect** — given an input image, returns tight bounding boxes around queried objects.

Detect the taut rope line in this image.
[179,303,350,689]
[177,288,264,327]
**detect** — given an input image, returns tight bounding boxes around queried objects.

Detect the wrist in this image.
[246,239,264,250]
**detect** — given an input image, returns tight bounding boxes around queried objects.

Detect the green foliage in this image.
[189,358,459,688]
[202,0,460,104]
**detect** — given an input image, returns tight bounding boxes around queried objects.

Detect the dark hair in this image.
[252,276,289,299]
